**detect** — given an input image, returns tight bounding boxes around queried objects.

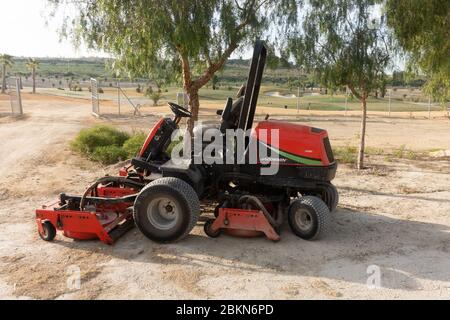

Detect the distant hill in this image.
[8,57,424,89]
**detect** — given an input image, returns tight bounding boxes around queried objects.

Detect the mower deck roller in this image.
[36,40,338,244]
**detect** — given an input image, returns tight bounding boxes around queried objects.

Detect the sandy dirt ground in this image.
[0,93,449,300]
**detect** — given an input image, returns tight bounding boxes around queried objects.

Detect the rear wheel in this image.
[134,177,200,243]
[288,196,330,240]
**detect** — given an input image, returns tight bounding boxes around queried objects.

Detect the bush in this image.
[149,91,163,106]
[71,125,130,156]
[334,146,357,164]
[123,133,147,157]
[91,145,129,165]
[70,126,151,165]
[392,145,418,160]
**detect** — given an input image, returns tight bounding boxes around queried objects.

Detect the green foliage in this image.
[91,146,129,165]
[48,0,298,123]
[289,0,393,101]
[151,92,163,106]
[26,58,40,71]
[71,126,151,164]
[386,0,450,102]
[392,145,418,160]
[1,54,14,93]
[123,133,146,157]
[70,125,130,156]
[334,146,357,164]
[366,147,385,156]
[0,54,14,68]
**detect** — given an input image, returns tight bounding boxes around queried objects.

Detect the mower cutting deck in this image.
[36,177,142,244]
[36,40,338,245]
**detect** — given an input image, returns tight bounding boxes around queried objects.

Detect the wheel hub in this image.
[295,208,313,231]
[147,197,180,230]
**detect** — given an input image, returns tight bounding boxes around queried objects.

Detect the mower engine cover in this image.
[253,120,335,166]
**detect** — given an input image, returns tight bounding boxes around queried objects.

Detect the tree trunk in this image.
[32,68,36,94]
[357,97,367,170]
[1,64,6,94]
[186,87,200,134]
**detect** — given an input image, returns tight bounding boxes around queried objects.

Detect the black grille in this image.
[323,137,335,163]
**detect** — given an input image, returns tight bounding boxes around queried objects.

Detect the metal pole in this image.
[297,86,300,115]
[117,81,121,116]
[388,90,392,117]
[16,78,23,115]
[345,87,348,116]
[428,96,431,119]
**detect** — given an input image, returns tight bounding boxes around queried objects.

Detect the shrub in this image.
[98,87,104,94]
[123,133,147,157]
[149,91,163,106]
[91,145,129,165]
[334,146,357,164]
[166,137,184,157]
[392,145,418,160]
[71,125,130,156]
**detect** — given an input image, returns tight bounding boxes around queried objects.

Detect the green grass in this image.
[334,146,358,164]
[391,145,419,160]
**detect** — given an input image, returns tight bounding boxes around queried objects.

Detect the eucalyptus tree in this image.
[48,0,297,131]
[289,0,393,169]
[26,58,40,94]
[0,54,14,94]
[386,0,450,102]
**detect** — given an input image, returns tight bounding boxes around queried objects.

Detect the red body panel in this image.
[35,186,136,245]
[139,118,165,157]
[211,208,280,242]
[253,120,331,166]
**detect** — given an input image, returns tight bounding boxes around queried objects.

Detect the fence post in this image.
[388,90,392,117]
[428,96,431,120]
[345,87,348,116]
[117,81,121,116]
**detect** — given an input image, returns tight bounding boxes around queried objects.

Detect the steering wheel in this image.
[168,102,192,118]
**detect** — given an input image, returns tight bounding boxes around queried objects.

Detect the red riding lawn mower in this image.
[36,41,338,244]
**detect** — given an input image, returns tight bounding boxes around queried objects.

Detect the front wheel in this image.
[134,177,200,243]
[288,196,330,240]
[39,221,57,242]
[204,219,221,238]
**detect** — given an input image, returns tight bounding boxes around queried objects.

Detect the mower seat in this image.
[219,97,244,132]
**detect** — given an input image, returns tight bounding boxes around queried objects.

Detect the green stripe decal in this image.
[260,142,323,165]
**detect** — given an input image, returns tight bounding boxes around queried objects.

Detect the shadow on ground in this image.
[53,207,450,291]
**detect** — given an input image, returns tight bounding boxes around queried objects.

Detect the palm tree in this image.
[0,54,14,94]
[26,58,40,94]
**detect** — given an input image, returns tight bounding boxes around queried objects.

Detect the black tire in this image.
[204,219,221,238]
[39,221,56,242]
[326,184,339,212]
[288,196,330,240]
[134,177,200,243]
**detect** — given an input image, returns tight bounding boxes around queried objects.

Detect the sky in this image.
[0,0,106,58]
